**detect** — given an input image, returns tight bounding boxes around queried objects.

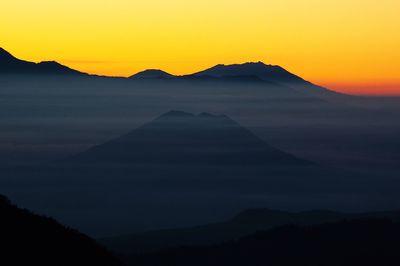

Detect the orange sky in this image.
[1,0,400,95]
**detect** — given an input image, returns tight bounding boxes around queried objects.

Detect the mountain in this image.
[0,195,120,266]
[4,109,387,236]
[101,208,400,254]
[126,219,400,266]
[0,47,87,75]
[124,62,346,102]
[0,47,344,99]
[191,62,345,99]
[130,69,174,79]
[68,110,307,165]
[128,62,304,83]
[192,62,304,83]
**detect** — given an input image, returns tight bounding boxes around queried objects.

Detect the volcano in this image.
[69,110,307,166]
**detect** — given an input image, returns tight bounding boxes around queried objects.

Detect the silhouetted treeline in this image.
[0,195,120,266]
[127,219,400,266]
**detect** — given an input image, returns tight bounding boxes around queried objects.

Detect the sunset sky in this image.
[1,0,399,95]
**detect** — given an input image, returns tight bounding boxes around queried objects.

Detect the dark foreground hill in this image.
[101,208,400,254]
[0,195,120,266]
[127,219,400,266]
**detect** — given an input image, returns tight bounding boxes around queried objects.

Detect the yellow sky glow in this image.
[1,0,400,95]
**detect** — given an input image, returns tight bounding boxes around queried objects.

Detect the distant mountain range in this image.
[0,48,304,83]
[5,109,379,236]
[0,47,340,98]
[101,208,400,254]
[67,110,307,165]
[0,195,120,266]
[128,62,305,83]
[126,219,400,266]
[0,48,87,76]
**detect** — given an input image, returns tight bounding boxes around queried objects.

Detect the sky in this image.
[1,0,399,95]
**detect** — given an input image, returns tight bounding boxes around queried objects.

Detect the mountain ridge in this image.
[191,61,305,82]
[0,48,342,98]
[0,47,87,76]
[65,110,307,166]
[125,219,400,266]
[101,207,400,254]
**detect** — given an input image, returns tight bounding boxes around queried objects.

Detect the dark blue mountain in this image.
[192,62,304,83]
[129,62,306,84]
[101,208,400,254]
[68,110,307,165]
[190,62,344,99]
[0,47,87,75]
[0,47,343,99]
[126,219,400,266]
[4,110,385,236]
[130,69,174,79]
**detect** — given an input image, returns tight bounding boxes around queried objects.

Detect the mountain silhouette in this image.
[101,208,400,254]
[192,62,304,83]
[129,62,304,85]
[130,69,174,79]
[0,195,120,266]
[190,61,343,99]
[0,48,343,100]
[5,110,381,236]
[0,48,87,75]
[68,110,306,165]
[126,219,400,266]
[0,47,17,61]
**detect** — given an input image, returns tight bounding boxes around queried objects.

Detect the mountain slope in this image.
[0,48,87,75]
[130,69,174,79]
[68,110,307,165]
[0,195,120,266]
[127,219,400,266]
[101,208,400,254]
[192,62,304,83]
[191,62,346,100]
[3,109,388,236]
[0,48,346,100]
